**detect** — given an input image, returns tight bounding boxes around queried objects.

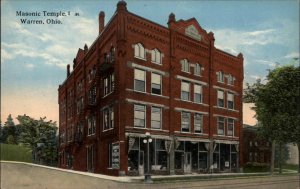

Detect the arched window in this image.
[151,49,161,64]
[217,71,224,83]
[227,74,235,85]
[110,46,115,61]
[194,63,203,76]
[181,59,190,72]
[134,43,145,59]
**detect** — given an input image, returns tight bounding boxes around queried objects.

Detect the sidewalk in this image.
[0,161,297,183]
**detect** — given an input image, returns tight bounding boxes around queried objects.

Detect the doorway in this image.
[184,152,192,173]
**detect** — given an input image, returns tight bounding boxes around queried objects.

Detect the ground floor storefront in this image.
[126,134,240,176]
[59,133,240,176]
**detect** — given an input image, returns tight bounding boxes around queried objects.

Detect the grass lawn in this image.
[0,143,32,163]
[280,164,298,171]
[243,164,270,173]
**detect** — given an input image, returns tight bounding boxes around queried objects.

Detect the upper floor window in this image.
[194,113,203,133]
[134,43,145,59]
[194,84,202,103]
[109,47,116,62]
[88,86,97,105]
[217,71,224,83]
[77,97,84,114]
[194,63,203,76]
[181,111,190,132]
[151,73,162,95]
[217,117,225,135]
[87,115,96,136]
[181,81,190,101]
[134,69,146,92]
[227,118,234,136]
[181,59,190,72]
[227,74,235,85]
[151,49,161,64]
[103,73,114,96]
[217,90,224,107]
[151,107,161,129]
[227,93,234,109]
[103,106,114,131]
[134,104,146,128]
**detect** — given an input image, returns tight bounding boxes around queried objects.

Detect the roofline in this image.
[127,11,170,33]
[59,12,118,88]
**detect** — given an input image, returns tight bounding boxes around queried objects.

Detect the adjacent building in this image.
[243,124,271,165]
[58,1,244,176]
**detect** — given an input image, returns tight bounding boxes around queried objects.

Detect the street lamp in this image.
[143,132,153,183]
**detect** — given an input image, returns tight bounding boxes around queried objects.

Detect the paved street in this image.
[1,162,299,189]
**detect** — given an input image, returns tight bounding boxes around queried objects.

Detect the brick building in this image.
[58,1,244,176]
[243,124,271,165]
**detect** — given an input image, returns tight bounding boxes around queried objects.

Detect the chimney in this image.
[117,1,127,11]
[73,58,76,69]
[168,13,176,28]
[67,64,70,77]
[84,44,88,53]
[99,11,105,34]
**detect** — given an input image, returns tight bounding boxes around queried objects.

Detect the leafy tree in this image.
[17,115,58,166]
[244,65,300,173]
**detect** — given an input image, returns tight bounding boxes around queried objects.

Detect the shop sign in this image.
[112,142,120,169]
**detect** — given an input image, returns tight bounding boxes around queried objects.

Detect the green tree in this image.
[17,115,58,166]
[6,135,16,144]
[244,65,300,173]
[0,114,17,143]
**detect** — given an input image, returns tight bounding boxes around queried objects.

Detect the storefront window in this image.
[198,142,208,171]
[128,150,139,171]
[231,144,237,169]
[192,143,198,171]
[220,144,230,171]
[175,152,184,170]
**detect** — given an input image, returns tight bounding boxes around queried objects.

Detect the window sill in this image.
[181,70,191,74]
[134,56,146,61]
[151,93,163,97]
[180,131,191,133]
[103,128,114,132]
[127,88,170,99]
[133,126,147,129]
[87,134,96,137]
[150,128,162,131]
[214,106,239,112]
[180,99,191,103]
[133,90,147,94]
[214,106,227,109]
[151,61,162,65]
[193,102,208,106]
[228,108,239,112]
[102,91,114,98]
[194,132,208,136]
[194,74,202,77]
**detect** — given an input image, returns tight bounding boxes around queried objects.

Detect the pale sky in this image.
[1,0,299,126]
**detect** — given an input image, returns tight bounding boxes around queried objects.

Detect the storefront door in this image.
[184,152,192,173]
